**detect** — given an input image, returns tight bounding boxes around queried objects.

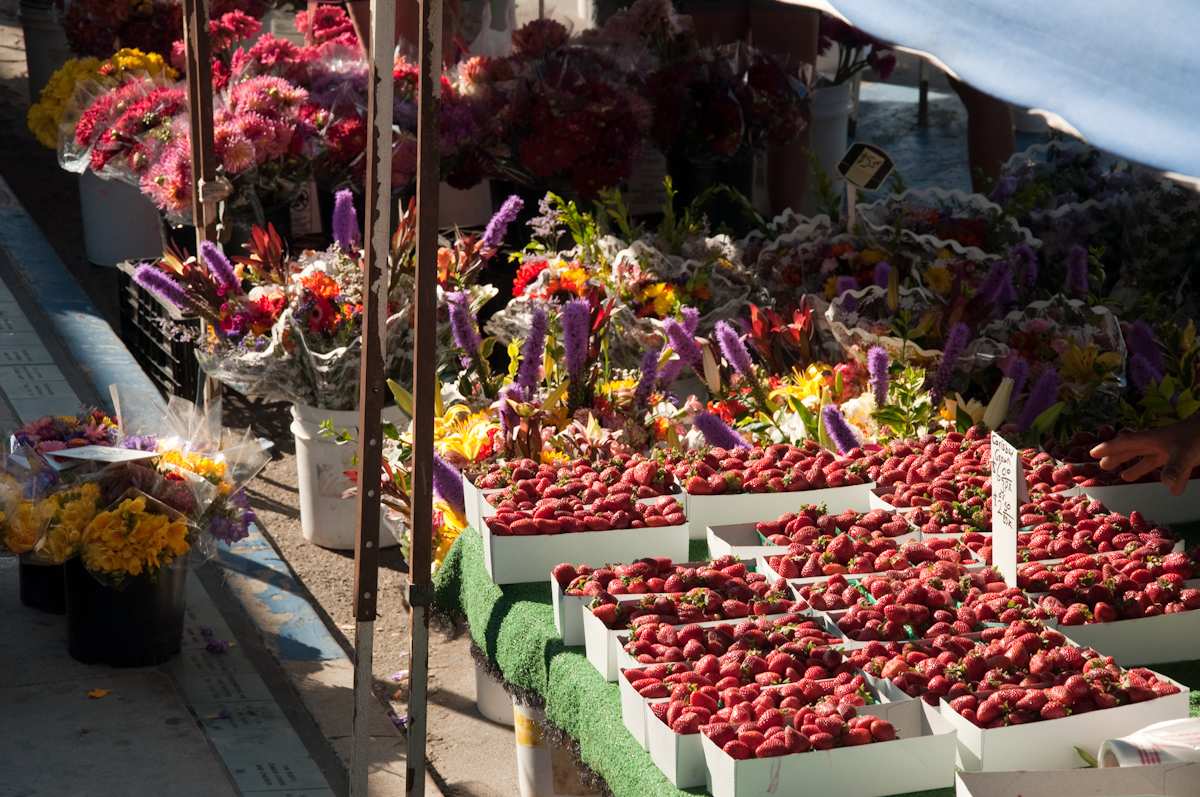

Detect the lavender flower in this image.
[561,299,591,378]
[529,195,560,240]
[990,175,1018,205]
[835,276,858,311]
[873,261,892,288]
[120,434,158,451]
[656,357,684,388]
[633,346,660,409]
[332,189,360,251]
[693,411,750,450]
[1126,320,1165,373]
[714,321,754,376]
[200,241,239,297]
[978,260,1014,307]
[1017,367,1061,432]
[664,319,702,367]
[497,384,521,437]
[482,195,524,251]
[1006,357,1029,400]
[681,306,700,336]
[433,454,466,518]
[867,346,889,406]
[515,305,547,395]
[447,291,482,362]
[822,405,862,454]
[1129,354,1164,392]
[929,322,971,404]
[134,265,193,313]
[1010,243,1038,290]
[1065,245,1089,297]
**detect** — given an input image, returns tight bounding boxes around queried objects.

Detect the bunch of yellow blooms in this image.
[158,447,229,492]
[2,498,55,555]
[26,49,174,149]
[38,483,104,563]
[81,495,190,579]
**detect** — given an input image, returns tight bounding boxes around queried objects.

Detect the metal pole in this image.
[181,0,224,404]
[406,0,442,794]
[918,58,929,127]
[352,0,396,791]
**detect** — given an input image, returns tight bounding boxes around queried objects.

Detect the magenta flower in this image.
[482,195,524,251]
[433,454,465,517]
[1129,354,1163,392]
[1126,321,1164,373]
[447,291,482,365]
[497,384,520,437]
[633,346,660,410]
[867,346,889,406]
[681,306,700,336]
[714,321,754,376]
[200,240,239,297]
[133,265,192,313]
[693,411,750,450]
[1006,356,1029,399]
[873,261,891,288]
[1010,243,1038,290]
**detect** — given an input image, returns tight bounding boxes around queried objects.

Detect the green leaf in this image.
[1074,747,1098,768]
[387,379,415,417]
[1031,401,1066,435]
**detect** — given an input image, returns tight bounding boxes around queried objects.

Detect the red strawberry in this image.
[551,563,577,589]
[755,737,790,757]
[722,740,753,759]
[671,712,702,734]
[703,722,737,747]
[869,719,896,741]
[844,727,872,746]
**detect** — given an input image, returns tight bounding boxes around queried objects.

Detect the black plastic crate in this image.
[116,270,201,401]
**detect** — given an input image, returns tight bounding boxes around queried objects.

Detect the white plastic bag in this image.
[1101,719,1200,767]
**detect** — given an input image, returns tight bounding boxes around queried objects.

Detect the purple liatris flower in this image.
[1018,367,1061,432]
[867,346,889,406]
[664,319,702,367]
[656,357,684,388]
[560,299,591,378]
[482,195,524,251]
[873,261,891,288]
[1128,353,1164,392]
[333,189,360,251]
[929,322,971,403]
[714,321,754,376]
[515,305,547,395]
[1006,357,1029,400]
[990,174,1018,204]
[978,260,1014,307]
[693,411,750,450]
[200,240,239,297]
[447,291,482,361]
[1065,245,1089,297]
[1126,320,1165,373]
[1010,243,1038,290]
[821,405,861,454]
[497,384,520,437]
[681,306,700,336]
[133,264,193,313]
[633,346,660,409]
[835,276,858,311]
[432,454,466,518]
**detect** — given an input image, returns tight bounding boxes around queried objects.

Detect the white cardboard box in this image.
[480,520,689,586]
[1052,591,1200,666]
[1080,480,1200,526]
[939,675,1190,772]
[617,667,668,749]
[645,699,709,788]
[461,477,499,533]
[707,522,788,561]
[684,482,874,541]
[956,762,1200,797]
[699,697,956,797]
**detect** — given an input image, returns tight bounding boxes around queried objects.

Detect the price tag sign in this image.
[837,143,895,191]
[289,180,322,237]
[990,432,1027,587]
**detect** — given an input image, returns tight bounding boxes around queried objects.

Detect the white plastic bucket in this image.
[512,699,600,797]
[474,658,514,726]
[79,171,165,266]
[805,81,853,212]
[19,0,70,104]
[290,402,408,550]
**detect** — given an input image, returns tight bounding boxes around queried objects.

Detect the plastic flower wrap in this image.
[79,490,191,585]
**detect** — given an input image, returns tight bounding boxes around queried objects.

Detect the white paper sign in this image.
[990,432,1026,587]
[289,179,322,237]
[47,445,160,464]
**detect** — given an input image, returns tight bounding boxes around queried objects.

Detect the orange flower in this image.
[301,271,340,301]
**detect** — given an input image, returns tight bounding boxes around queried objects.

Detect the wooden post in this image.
[352,0,396,792]
[406,0,442,795]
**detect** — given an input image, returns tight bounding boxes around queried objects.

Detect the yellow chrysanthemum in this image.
[158,448,227,484]
[435,405,498,464]
[81,495,190,579]
[640,282,677,317]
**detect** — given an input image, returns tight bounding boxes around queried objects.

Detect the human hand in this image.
[1089,422,1200,496]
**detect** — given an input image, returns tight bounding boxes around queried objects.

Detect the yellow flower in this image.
[435,405,498,464]
[859,249,887,266]
[923,264,953,296]
[1061,343,1122,385]
[640,282,677,316]
[158,447,227,484]
[948,393,986,425]
[771,364,831,411]
[432,501,466,571]
[541,449,570,466]
[81,494,190,579]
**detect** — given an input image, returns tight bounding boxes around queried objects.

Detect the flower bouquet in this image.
[856,187,1040,263]
[825,285,959,367]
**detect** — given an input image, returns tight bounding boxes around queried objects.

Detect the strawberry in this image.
[1040,700,1069,720]
[844,727,872,746]
[551,563,577,589]
[722,740,753,760]
[703,722,737,747]
[755,737,790,757]
[869,719,896,741]
[671,712,702,734]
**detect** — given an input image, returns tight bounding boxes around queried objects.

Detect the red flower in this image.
[512,260,549,298]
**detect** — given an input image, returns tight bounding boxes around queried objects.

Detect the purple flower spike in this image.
[929,322,971,404]
[1065,245,1089,297]
[821,405,861,454]
[873,261,891,288]
[1010,243,1038,290]
[1006,357,1029,399]
[482,195,524,251]
[714,321,754,376]
[133,264,192,312]
[433,454,466,517]
[561,299,591,378]
[200,240,239,296]
[979,260,1014,307]
[497,385,520,436]
[867,346,889,406]
[656,357,684,388]
[1126,320,1165,373]
[681,306,700,336]
[1018,367,1061,432]
[664,319,702,367]
[835,276,858,311]
[332,189,360,251]
[447,291,482,363]
[693,411,750,450]
[515,305,548,395]
[634,346,660,409]
[1129,354,1163,392]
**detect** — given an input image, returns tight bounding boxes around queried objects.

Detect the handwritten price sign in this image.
[837,143,895,191]
[990,433,1027,586]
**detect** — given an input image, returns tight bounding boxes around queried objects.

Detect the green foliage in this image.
[873,366,938,440]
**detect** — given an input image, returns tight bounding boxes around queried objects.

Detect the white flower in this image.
[840,393,880,442]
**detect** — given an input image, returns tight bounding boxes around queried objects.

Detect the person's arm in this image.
[1089,415,1200,495]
